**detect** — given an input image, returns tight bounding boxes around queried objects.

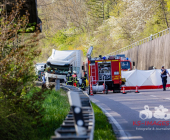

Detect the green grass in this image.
[36,89,70,140]
[91,102,117,140]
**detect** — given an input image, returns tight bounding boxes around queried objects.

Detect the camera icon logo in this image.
[154,105,170,120]
[139,105,170,120]
[139,105,152,120]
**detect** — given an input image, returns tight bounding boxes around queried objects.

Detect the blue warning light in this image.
[103,56,106,60]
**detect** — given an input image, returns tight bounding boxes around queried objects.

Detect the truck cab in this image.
[121,59,132,71]
[116,54,134,71]
[45,49,83,87]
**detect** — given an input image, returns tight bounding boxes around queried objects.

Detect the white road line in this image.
[165,98,170,100]
[150,95,157,97]
[95,103,129,140]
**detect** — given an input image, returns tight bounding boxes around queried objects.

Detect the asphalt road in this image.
[89,89,170,140]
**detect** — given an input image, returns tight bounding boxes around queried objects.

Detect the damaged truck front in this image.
[44,49,83,88]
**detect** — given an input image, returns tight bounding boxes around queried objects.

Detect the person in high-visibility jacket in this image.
[84,72,87,87]
[72,71,78,87]
[81,77,86,90]
[86,79,89,87]
[66,71,73,85]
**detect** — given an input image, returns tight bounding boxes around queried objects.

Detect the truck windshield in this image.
[46,65,69,75]
[121,61,130,70]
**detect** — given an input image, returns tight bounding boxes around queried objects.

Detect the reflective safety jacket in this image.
[72,74,77,82]
[66,75,73,82]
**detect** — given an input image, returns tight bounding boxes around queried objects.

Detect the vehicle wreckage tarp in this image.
[121,69,170,90]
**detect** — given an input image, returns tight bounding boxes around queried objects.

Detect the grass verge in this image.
[37,89,70,140]
[26,87,70,140]
[91,102,117,140]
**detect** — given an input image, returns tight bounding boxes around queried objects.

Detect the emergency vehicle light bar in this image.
[108,56,115,59]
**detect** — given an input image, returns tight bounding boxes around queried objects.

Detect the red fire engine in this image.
[86,46,125,94]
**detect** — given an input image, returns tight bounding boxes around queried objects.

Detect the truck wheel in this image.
[105,85,108,94]
[113,84,120,93]
[113,89,120,93]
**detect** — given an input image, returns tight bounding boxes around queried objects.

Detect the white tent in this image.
[121,69,170,89]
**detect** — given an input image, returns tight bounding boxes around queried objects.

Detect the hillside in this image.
[36,0,170,62]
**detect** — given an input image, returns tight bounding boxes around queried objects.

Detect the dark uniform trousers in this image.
[162,76,167,90]
[161,69,168,90]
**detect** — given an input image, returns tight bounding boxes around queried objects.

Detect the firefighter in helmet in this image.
[80,77,85,90]
[72,71,78,87]
[84,71,87,87]
[80,71,87,90]
[66,71,73,85]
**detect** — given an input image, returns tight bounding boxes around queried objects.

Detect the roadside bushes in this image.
[0,104,37,140]
[0,1,70,140]
[0,87,46,140]
[0,87,70,140]
[0,1,42,140]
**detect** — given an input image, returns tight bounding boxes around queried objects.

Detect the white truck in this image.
[44,49,84,87]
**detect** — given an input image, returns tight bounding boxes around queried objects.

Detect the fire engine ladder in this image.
[90,64,96,85]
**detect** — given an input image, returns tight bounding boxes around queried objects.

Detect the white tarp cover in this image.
[122,69,170,87]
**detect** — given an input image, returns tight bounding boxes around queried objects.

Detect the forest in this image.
[37,0,170,62]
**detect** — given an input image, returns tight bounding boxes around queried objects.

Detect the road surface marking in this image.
[92,102,129,140]
[165,98,170,100]
[150,95,157,97]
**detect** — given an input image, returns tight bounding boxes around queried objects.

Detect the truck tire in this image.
[113,84,120,93]
[113,89,120,93]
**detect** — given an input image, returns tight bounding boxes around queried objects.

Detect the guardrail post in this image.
[68,91,87,136]
[55,79,60,91]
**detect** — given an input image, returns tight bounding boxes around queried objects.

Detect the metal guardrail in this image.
[106,28,170,56]
[51,85,95,140]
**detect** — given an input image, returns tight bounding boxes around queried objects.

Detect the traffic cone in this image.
[135,85,139,93]
[122,86,126,94]
[90,84,93,96]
